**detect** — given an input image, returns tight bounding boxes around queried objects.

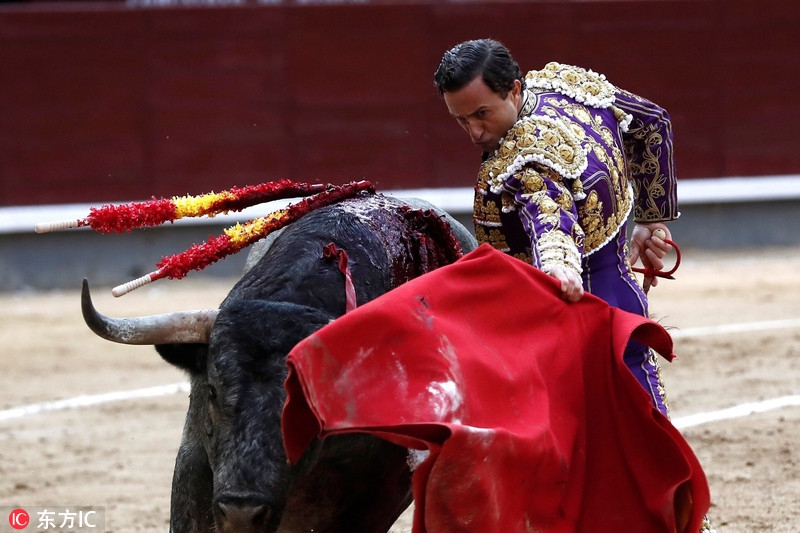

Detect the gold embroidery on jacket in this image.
[580,190,603,237]
[624,112,673,221]
[525,62,616,109]
[474,224,510,253]
[537,228,583,274]
[628,124,668,219]
[474,195,502,226]
[537,96,631,254]
[512,251,533,263]
[481,114,587,192]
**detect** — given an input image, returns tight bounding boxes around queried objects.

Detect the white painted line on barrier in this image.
[6,174,800,234]
[670,318,800,339]
[673,395,800,429]
[0,382,190,422]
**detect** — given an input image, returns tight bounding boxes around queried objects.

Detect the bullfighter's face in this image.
[443,76,523,154]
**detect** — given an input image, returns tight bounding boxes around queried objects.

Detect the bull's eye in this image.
[207,383,218,403]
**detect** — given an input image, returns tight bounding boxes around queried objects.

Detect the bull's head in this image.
[82,281,411,533]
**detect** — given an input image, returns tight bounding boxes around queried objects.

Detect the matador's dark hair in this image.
[433,38,523,98]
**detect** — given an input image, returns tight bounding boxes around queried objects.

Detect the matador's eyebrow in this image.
[452,106,488,121]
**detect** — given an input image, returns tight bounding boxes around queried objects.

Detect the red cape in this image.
[283,244,709,532]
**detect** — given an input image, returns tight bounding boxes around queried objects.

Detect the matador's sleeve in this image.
[614,89,680,223]
[501,165,585,276]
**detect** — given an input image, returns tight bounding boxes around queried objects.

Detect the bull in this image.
[81,192,476,533]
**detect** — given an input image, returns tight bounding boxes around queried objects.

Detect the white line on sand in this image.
[672,395,800,429]
[669,318,800,339]
[2,382,798,430]
[1,318,797,426]
[0,382,189,422]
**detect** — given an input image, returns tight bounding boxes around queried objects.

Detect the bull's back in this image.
[224,194,396,313]
[227,193,468,314]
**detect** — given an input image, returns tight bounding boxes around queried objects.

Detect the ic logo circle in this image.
[9,509,29,530]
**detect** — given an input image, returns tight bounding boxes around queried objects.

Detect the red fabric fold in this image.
[282,244,709,532]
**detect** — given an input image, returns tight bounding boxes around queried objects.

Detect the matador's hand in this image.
[630,223,673,292]
[548,266,584,302]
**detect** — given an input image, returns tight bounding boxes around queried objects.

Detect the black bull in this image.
[82,193,477,533]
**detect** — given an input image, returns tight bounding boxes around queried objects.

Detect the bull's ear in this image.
[156,343,208,374]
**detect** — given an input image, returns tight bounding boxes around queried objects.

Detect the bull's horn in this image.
[81,279,219,345]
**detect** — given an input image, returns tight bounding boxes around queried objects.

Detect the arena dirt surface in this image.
[1,246,799,532]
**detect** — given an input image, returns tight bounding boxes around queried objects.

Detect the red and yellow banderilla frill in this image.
[35,180,375,296]
[35,179,333,234]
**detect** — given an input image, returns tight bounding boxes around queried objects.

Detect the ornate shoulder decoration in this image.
[525,62,616,109]
[482,114,587,194]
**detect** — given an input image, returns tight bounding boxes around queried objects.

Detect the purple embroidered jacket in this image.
[473,62,678,276]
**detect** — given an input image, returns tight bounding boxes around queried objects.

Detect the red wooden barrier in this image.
[1,0,798,206]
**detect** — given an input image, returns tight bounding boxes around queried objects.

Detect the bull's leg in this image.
[280,434,413,532]
[170,441,214,532]
[152,347,215,532]
[169,398,215,532]
[330,438,414,532]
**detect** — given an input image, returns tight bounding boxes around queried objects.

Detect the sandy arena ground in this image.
[1,246,799,532]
